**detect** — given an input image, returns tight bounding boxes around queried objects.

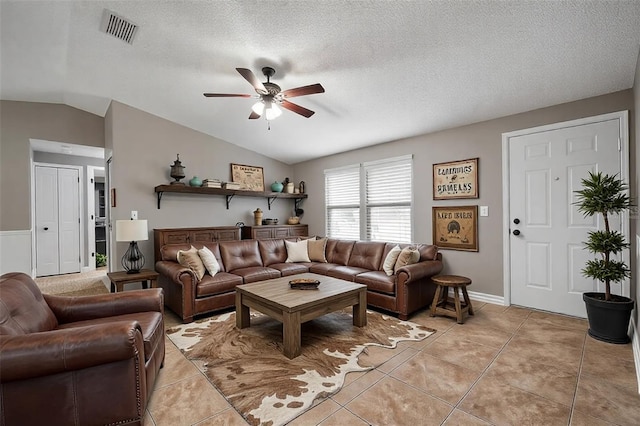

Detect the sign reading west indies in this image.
[433,158,479,200]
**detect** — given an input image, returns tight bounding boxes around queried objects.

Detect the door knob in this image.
[513,218,520,224]
[44,227,49,231]
[513,229,521,236]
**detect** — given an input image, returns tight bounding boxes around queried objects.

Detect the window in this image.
[325,155,412,242]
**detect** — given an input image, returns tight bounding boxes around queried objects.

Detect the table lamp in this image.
[116,219,148,274]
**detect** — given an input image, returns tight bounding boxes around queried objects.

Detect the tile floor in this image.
[145,302,639,426]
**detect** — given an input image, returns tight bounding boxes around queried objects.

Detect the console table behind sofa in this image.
[153,226,241,264]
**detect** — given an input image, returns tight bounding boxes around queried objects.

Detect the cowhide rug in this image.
[167,309,435,426]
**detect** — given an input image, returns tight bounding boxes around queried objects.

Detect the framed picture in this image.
[230,163,265,192]
[432,205,478,252]
[433,157,479,200]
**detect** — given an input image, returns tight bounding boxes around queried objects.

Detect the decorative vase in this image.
[189,176,202,187]
[271,181,284,193]
[169,154,186,185]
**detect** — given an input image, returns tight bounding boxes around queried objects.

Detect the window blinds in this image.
[325,165,360,240]
[325,155,412,242]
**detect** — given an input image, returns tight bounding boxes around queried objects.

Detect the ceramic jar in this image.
[271,181,284,192]
[253,208,263,226]
[285,182,294,193]
[189,176,202,187]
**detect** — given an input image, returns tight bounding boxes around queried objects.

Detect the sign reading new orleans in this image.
[433,158,478,200]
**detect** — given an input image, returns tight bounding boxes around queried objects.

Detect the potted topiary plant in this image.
[575,171,635,344]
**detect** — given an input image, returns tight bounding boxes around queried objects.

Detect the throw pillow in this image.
[177,246,206,280]
[285,239,311,263]
[198,246,220,277]
[394,246,420,272]
[308,237,328,263]
[382,245,402,276]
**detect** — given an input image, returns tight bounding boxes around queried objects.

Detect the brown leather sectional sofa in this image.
[155,238,443,323]
[0,272,165,426]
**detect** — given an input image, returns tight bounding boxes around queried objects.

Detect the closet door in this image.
[35,166,81,276]
[35,166,60,276]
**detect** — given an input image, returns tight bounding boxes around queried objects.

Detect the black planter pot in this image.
[583,292,635,344]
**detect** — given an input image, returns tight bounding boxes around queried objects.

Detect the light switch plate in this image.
[480,206,489,217]
[131,210,138,220]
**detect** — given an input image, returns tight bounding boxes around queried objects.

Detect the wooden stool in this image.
[430,275,474,324]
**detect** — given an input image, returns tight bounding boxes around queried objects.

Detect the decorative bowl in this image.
[287,216,300,225]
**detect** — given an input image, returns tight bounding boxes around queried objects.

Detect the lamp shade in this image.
[116,220,148,242]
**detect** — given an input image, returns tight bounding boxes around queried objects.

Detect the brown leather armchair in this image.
[0,272,165,426]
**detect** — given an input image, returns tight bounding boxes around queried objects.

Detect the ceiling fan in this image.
[204,67,325,120]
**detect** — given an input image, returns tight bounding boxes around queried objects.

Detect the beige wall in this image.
[106,101,297,270]
[0,101,104,231]
[294,90,635,299]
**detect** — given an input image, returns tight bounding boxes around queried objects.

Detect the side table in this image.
[430,274,474,324]
[107,269,159,293]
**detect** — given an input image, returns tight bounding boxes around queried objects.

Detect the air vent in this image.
[100,9,138,44]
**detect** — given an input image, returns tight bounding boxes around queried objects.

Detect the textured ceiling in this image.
[2,1,640,164]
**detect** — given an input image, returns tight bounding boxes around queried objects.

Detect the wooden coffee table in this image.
[235,273,367,359]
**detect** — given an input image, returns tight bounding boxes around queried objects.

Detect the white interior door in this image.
[35,165,81,276]
[57,168,80,273]
[506,115,626,318]
[35,166,59,276]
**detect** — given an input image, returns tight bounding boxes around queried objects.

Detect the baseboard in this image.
[632,316,640,394]
[466,290,505,306]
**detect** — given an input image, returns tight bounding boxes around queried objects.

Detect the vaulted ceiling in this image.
[2,1,639,164]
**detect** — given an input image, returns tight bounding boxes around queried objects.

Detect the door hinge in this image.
[91,178,94,184]
[78,177,80,182]
[618,138,621,151]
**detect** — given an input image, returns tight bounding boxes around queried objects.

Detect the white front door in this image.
[35,165,81,276]
[505,113,627,318]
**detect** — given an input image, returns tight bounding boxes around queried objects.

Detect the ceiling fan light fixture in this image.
[265,103,282,120]
[251,101,265,115]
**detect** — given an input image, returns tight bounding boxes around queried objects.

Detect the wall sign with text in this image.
[433,158,478,200]
[432,205,478,252]
[231,163,265,192]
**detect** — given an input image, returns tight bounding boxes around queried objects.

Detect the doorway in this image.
[502,111,629,318]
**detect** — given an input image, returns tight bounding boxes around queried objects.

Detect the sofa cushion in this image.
[232,266,281,283]
[268,262,310,276]
[348,242,385,270]
[308,237,328,262]
[177,246,206,280]
[382,245,402,276]
[198,246,220,276]
[327,266,370,282]
[285,239,311,262]
[0,272,58,335]
[394,246,420,271]
[196,272,243,297]
[56,311,163,363]
[356,271,396,295]
[220,240,262,271]
[309,262,340,275]
[258,239,288,266]
[417,244,439,261]
[326,239,355,265]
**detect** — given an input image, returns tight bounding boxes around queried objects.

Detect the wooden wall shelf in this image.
[154,184,308,210]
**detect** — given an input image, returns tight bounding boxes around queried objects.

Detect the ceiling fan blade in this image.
[203,93,252,97]
[249,111,261,119]
[236,68,268,95]
[281,83,325,98]
[281,100,315,118]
